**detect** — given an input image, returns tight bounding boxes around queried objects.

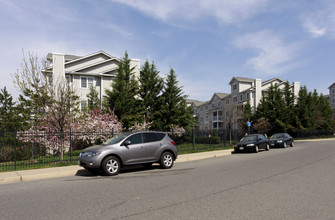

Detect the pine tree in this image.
[104,51,144,129]
[0,87,19,131]
[295,86,313,129]
[152,68,193,131]
[87,85,100,110]
[139,60,163,122]
[281,81,296,132]
[242,99,252,131]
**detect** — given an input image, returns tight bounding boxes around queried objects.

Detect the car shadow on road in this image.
[75,164,163,177]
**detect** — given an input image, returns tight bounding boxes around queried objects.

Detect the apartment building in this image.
[43,51,140,110]
[328,83,335,112]
[188,77,300,131]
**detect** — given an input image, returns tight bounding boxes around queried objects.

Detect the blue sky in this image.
[0,0,334,101]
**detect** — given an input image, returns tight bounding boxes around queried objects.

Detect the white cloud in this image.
[301,1,335,38]
[110,0,270,25]
[232,30,301,75]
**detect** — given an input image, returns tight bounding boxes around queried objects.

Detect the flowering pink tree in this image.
[18,108,123,160]
[72,108,123,145]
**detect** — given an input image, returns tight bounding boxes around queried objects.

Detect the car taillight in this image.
[171,141,176,146]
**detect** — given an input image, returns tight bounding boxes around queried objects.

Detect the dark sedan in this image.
[234,134,269,153]
[269,133,294,148]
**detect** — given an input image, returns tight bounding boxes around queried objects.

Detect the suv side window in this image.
[125,134,143,145]
[143,133,165,143]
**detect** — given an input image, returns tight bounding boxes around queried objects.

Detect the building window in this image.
[205,106,208,110]
[200,107,203,111]
[247,92,250,99]
[333,88,335,94]
[333,98,335,104]
[212,103,215,108]
[226,99,230,105]
[81,76,94,88]
[233,96,237,103]
[65,75,71,84]
[240,94,243,101]
[233,84,237,90]
[218,101,221,107]
[48,76,53,86]
[81,100,87,111]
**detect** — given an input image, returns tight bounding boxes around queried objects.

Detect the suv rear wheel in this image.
[160,152,174,169]
[102,156,121,176]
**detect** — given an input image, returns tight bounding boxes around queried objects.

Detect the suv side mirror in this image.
[124,140,131,146]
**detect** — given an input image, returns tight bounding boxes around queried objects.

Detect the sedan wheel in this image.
[266,144,270,151]
[160,152,174,169]
[254,145,259,153]
[283,142,287,148]
[102,156,120,176]
[291,141,294,147]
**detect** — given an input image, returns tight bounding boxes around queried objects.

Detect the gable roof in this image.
[186,99,205,107]
[262,77,284,86]
[209,93,230,102]
[328,82,335,89]
[229,76,254,85]
[64,51,118,65]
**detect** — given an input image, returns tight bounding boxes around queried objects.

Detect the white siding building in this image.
[328,83,335,113]
[188,76,300,132]
[43,51,140,110]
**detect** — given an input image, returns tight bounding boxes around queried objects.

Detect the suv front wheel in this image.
[102,156,121,176]
[160,152,174,169]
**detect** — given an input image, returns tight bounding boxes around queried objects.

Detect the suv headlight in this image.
[81,151,101,158]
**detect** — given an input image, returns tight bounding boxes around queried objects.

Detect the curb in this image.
[0,149,233,185]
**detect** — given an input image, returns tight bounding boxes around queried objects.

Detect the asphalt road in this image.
[1,139,335,220]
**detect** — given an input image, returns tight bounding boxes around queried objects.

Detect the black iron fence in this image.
[0,130,115,172]
[171,128,242,153]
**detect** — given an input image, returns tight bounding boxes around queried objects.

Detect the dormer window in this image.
[233,84,237,90]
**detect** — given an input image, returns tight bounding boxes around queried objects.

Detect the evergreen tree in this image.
[295,86,314,129]
[313,91,333,130]
[255,83,285,134]
[104,51,144,129]
[242,99,252,131]
[0,87,19,131]
[139,60,163,122]
[281,81,296,132]
[87,85,101,110]
[152,68,193,131]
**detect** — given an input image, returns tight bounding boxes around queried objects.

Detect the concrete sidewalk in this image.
[0,149,233,184]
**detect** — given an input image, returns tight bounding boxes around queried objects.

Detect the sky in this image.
[0,0,334,102]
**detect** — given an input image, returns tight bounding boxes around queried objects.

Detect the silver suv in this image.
[78,131,178,176]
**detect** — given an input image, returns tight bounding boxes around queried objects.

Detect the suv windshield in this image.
[103,133,129,145]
